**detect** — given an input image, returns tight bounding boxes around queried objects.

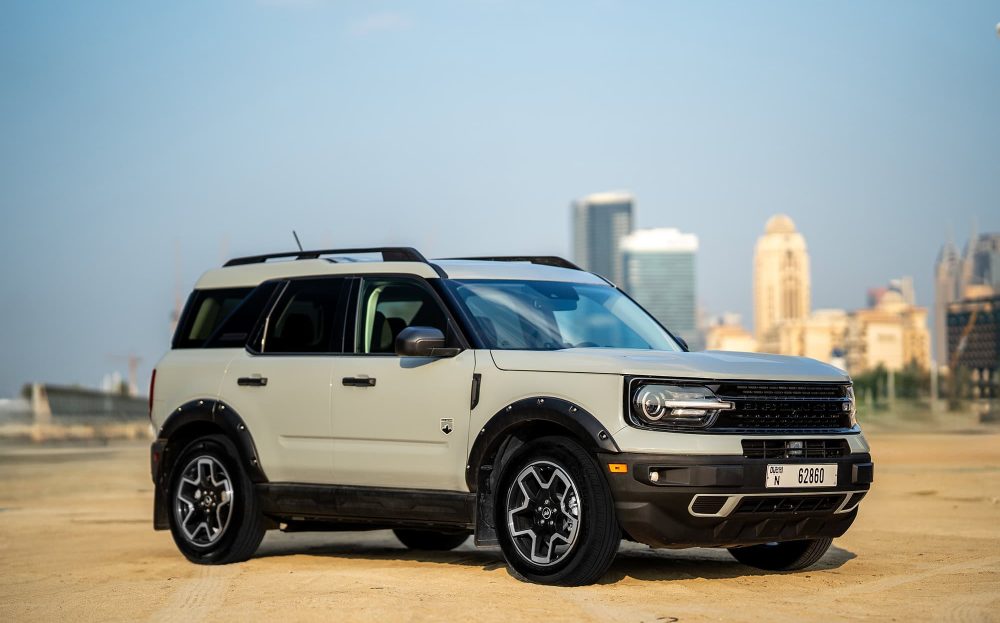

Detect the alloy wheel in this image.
[505,460,582,567]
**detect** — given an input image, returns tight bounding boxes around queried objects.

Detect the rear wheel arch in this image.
[153,399,267,529]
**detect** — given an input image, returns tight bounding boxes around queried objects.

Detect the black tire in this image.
[393,529,471,551]
[166,434,266,565]
[728,538,833,571]
[496,436,620,586]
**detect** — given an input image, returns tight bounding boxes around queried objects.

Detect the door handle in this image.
[237,376,268,387]
[342,376,376,387]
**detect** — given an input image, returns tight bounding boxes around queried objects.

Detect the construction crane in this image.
[948,308,980,372]
[106,353,142,397]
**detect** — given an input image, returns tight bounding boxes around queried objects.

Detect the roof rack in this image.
[443,256,583,271]
[224,246,429,267]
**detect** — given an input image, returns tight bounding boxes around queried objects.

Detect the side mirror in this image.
[395,326,460,357]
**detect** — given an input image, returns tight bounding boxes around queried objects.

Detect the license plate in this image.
[765,464,837,488]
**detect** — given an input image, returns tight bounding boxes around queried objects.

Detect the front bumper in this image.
[598,451,873,548]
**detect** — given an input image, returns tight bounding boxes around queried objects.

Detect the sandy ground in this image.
[0,433,998,622]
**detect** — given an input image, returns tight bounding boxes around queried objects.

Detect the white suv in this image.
[149,247,873,586]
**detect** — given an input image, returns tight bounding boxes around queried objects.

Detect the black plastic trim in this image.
[470,373,482,410]
[441,256,583,271]
[224,246,430,267]
[465,396,620,492]
[599,451,872,548]
[256,483,475,529]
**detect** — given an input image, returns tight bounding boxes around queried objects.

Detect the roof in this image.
[194,255,608,289]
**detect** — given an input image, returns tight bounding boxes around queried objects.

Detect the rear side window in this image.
[173,287,252,349]
[261,278,347,354]
[204,282,281,349]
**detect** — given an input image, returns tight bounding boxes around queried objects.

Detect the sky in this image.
[1,1,998,397]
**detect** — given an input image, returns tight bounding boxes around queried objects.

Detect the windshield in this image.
[444,279,682,351]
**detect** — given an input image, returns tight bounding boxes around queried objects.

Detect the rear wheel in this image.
[167,434,265,564]
[393,529,470,551]
[496,436,620,586]
[728,538,833,571]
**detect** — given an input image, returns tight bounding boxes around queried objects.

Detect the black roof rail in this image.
[224,246,429,267]
[442,256,583,271]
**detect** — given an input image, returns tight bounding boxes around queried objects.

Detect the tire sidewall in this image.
[166,434,254,564]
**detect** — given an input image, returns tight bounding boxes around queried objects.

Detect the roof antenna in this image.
[292,230,304,252]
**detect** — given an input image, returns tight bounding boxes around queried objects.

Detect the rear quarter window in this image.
[173,287,253,349]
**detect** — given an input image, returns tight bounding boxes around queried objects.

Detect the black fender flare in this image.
[151,399,267,530]
[156,398,268,483]
[466,396,620,546]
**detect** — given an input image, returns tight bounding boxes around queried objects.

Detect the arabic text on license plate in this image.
[765,464,837,488]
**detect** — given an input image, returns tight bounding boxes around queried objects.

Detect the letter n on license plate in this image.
[766,464,837,488]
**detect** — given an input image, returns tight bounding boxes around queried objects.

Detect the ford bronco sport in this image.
[149,247,873,586]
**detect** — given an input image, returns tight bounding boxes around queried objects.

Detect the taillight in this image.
[148,369,157,420]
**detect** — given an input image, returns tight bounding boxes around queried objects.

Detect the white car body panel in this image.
[490,349,850,383]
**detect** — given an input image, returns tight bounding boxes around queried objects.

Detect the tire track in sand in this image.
[151,565,241,623]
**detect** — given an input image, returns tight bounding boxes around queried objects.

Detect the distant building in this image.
[946,294,999,399]
[771,309,850,366]
[705,314,757,353]
[846,289,931,373]
[621,228,700,349]
[571,191,634,285]
[754,214,811,350]
[935,232,1000,368]
[962,234,1000,294]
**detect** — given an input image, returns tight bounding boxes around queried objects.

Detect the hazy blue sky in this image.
[1,1,998,397]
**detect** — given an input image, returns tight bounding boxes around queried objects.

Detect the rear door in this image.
[219,277,347,484]
[327,275,475,491]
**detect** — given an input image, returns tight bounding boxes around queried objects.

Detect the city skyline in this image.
[2,1,999,397]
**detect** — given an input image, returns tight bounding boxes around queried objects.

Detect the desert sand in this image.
[1,432,998,622]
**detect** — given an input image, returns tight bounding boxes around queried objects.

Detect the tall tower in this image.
[753,214,811,346]
[934,240,961,366]
[571,191,634,285]
[621,228,700,349]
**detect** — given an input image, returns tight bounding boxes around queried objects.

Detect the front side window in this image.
[356,277,449,354]
[444,279,681,351]
[261,278,346,354]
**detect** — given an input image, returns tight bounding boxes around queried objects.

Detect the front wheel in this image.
[166,434,266,564]
[728,538,833,571]
[496,436,620,586]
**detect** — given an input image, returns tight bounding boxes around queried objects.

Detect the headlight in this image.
[846,385,857,427]
[630,383,734,429]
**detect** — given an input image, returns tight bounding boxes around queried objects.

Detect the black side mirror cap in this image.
[395,326,461,357]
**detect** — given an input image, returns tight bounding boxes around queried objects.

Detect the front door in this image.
[329,275,475,491]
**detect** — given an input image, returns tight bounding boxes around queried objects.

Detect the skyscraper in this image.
[753,214,811,349]
[934,240,961,366]
[621,228,700,349]
[571,191,634,285]
[935,232,1000,368]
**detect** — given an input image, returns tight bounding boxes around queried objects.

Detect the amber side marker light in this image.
[608,463,628,473]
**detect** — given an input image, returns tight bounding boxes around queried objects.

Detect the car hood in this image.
[489,349,850,382]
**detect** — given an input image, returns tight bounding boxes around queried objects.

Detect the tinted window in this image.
[356,277,449,354]
[173,287,253,349]
[204,282,280,349]
[262,278,346,354]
